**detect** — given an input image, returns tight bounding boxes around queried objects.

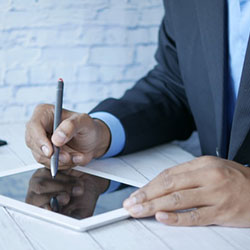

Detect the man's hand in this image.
[25,104,111,170]
[26,168,110,218]
[123,156,250,227]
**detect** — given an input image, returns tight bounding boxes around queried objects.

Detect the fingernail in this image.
[124,191,145,208]
[54,130,66,144]
[72,155,83,164]
[123,196,137,208]
[41,145,49,156]
[59,153,67,163]
[130,204,143,214]
[156,212,169,221]
[72,186,83,196]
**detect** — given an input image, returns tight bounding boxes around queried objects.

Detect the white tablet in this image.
[0,164,139,232]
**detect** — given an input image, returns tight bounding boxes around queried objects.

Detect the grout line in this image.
[3,207,37,250]
[136,219,174,250]
[119,157,150,182]
[87,231,106,250]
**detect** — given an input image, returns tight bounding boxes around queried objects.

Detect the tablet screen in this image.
[0,168,137,220]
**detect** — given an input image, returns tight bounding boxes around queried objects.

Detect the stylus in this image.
[51,78,64,179]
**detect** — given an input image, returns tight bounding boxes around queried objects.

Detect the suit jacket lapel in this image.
[228,38,250,160]
[194,0,228,157]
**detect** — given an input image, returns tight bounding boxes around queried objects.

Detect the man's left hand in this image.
[123,156,250,227]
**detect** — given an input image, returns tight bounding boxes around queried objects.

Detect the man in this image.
[26,0,250,227]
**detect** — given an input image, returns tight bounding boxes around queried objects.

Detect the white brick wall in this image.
[0,0,164,123]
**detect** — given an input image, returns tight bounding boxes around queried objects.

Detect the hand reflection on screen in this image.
[25,168,110,219]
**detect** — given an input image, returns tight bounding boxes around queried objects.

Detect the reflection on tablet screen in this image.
[0,168,137,220]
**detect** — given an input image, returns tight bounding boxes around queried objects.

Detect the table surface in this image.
[0,123,250,250]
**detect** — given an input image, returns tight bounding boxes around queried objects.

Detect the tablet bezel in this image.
[0,163,141,232]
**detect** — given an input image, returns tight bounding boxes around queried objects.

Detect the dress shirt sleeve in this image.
[89,111,126,158]
[89,112,126,193]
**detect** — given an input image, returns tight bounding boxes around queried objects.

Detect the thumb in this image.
[51,115,82,147]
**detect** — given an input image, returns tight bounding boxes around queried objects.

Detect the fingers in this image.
[26,192,70,207]
[51,113,90,147]
[26,121,53,158]
[25,104,55,158]
[29,177,72,195]
[32,150,77,170]
[126,188,210,218]
[124,168,205,208]
[155,207,213,226]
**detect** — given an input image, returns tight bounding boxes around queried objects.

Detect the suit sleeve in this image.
[90,3,196,155]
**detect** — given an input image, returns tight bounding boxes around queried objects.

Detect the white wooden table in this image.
[0,123,250,250]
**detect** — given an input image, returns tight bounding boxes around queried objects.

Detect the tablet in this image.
[0,164,138,231]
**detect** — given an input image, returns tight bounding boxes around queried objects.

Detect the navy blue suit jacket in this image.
[91,0,250,165]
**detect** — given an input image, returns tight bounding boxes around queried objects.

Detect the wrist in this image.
[93,119,111,158]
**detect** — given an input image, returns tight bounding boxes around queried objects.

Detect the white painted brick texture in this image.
[0,0,164,123]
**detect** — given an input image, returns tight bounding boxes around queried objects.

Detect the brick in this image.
[80,27,105,45]
[15,85,56,103]
[2,105,26,122]
[0,48,40,68]
[135,45,157,67]
[99,66,124,82]
[110,0,162,9]
[104,28,126,45]
[5,69,28,85]
[1,10,48,30]
[139,8,164,26]
[148,27,159,43]
[29,64,54,84]
[52,62,78,83]
[123,65,148,81]
[65,83,107,104]
[0,87,13,105]
[27,28,82,47]
[89,47,134,66]
[127,28,149,45]
[40,47,89,65]
[74,101,99,114]
[77,66,99,82]
[96,8,139,27]
[0,68,3,85]
[0,0,164,123]
[0,1,10,9]
[103,82,134,99]
[0,30,29,49]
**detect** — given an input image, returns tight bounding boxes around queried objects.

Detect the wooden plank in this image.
[1,123,35,165]
[139,218,239,250]
[78,158,148,187]
[0,144,26,171]
[155,144,195,164]
[211,227,250,250]
[0,207,34,250]
[7,208,102,250]
[89,218,170,250]
[120,147,177,181]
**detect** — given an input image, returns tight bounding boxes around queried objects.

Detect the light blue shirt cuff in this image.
[89,112,126,158]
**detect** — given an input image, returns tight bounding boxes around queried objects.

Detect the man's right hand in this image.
[25,104,111,170]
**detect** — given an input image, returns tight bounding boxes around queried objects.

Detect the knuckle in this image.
[62,119,75,135]
[211,166,228,181]
[170,192,182,207]
[161,170,174,191]
[189,210,201,225]
[146,201,155,214]
[35,103,51,112]
[199,155,216,164]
